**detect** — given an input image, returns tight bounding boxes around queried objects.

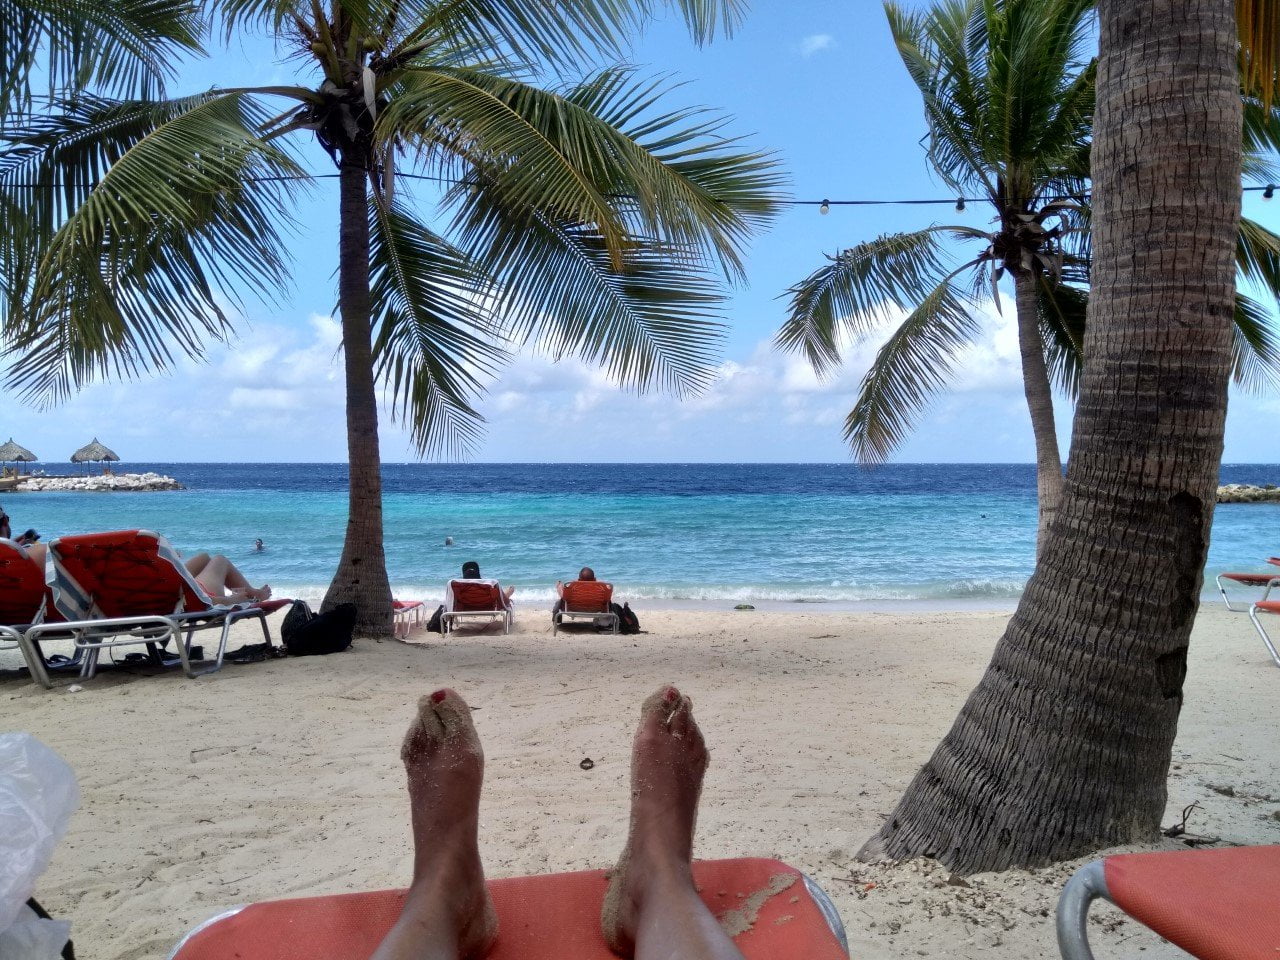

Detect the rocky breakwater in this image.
[15,472,184,492]
[1217,483,1280,503]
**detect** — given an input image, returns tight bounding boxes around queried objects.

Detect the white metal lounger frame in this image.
[553,591,619,635]
[0,624,46,686]
[442,608,512,634]
[1056,860,1110,960]
[1248,602,1280,668]
[21,605,275,688]
[393,602,426,639]
[1216,572,1280,611]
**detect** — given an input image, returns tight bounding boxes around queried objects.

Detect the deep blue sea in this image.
[2,463,1276,608]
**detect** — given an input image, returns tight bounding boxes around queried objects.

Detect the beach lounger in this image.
[1215,569,1280,611]
[392,599,426,639]
[553,580,618,635]
[1248,599,1280,667]
[442,579,512,634]
[1057,845,1280,959]
[167,857,849,960]
[26,530,289,686]
[0,537,63,687]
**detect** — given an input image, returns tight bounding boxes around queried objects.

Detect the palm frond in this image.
[383,67,783,280]
[845,277,984,463]
[369,198,509,457]
[1036,273,1087,399]
[380,0,746,74]
[1238,215,1280,290]
[885,0,1095,202]
[461,200,726,396]
[1234,292,1280,393]
[0,0,202,113]
[2,92,304,403]
[777,227,975,377]
[1238,0,1280,107]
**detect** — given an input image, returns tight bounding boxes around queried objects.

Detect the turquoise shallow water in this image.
[1,463,1276,607]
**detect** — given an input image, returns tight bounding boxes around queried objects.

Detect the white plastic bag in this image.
[0,734,80,959]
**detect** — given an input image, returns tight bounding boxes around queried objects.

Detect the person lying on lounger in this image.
[371,684,743,960]
[184,553,271,603]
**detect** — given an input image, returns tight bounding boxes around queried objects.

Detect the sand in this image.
[2,603,1277,959]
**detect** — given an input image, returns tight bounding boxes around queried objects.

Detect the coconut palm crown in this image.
[0,0,786,632]
[776,0,1280,551]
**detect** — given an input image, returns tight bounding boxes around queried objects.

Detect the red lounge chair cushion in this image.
[392,600,422,612]
[172,858,845,960]
[451,581,503,612]
[1256,600,1280,615]
[1104,846,1280,960]
[0,542,49,626]
[1221,572,1280,585]
[54,530,205,618]
[563,581,613,613]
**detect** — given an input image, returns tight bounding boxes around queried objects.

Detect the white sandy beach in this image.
[2,603,1277,960]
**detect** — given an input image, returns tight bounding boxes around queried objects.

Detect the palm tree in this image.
[0,1,785,635]
[777,0,1280,554]
[859,0,1244,872]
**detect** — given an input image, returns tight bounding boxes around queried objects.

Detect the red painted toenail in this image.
[664,687,679,702]
[431,689,447,702]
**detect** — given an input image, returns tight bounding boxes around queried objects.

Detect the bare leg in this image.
[189,555,271,602]
[371,689,498,960]
[602,686,745,960]
[185,553,212,577]
[503,586,515,603]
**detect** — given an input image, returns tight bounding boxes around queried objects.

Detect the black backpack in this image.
[282,600,356,655]
[612,602,641,635]
[426,604,445,633]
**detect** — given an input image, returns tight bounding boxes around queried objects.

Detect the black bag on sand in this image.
[611,602,641,635]
[426,604,445,633]
[282,600,356,656]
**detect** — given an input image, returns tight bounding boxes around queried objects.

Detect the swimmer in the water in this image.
[254,538,265,552]
[445,536,455,546]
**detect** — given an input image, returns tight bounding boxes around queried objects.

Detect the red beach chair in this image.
[1248,599,1280,667]
[167,857,848,960]
[554,580,617,634]
[392,598,426,638]
[1215,569,1280,611]
[28,530,290,686]
[1057,845,1280,959]
[0,538,64,687]
[443,579,512,634]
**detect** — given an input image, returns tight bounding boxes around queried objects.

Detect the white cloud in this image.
[0,297,1080,463]
[799,34,836,57]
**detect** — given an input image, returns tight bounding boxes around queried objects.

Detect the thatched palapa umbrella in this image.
[0,438,37,469]
[71,438,120,475]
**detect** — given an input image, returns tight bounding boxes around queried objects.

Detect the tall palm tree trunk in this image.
[1014,271,1064,554]
[323,156,393,636]
[859,0,1241,873]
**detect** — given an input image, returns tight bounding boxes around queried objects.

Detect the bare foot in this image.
[252,584,272,601]
[602,685,710,956]
[372,689,498,960]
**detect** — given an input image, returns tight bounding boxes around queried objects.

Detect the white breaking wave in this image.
[274,578,1031,606]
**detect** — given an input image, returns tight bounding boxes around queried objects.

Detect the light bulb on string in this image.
[819,199,831,215]
[955,197,966,212]
[1265,185,1276,201]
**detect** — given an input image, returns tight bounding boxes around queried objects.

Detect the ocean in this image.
[2,463,1276,609]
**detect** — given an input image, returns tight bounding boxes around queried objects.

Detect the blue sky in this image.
[3,2,1278,464]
